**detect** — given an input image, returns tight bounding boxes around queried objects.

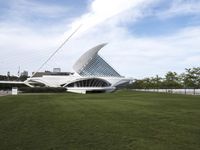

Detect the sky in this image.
[0,0,200,78]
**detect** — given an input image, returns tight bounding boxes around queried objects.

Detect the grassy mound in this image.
[0,91,199,150]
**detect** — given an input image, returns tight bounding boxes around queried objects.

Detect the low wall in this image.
[0,90,11,96]
[132,89,200,95]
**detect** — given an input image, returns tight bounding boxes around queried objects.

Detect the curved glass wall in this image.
[65,78,111,87]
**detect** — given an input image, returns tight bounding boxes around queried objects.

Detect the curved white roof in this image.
[73,43,121,77]
[73,43,107,71]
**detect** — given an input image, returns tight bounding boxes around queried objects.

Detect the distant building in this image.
[21,71,28,77]
[53,68,61,73]
[32,71,73,77]
[7,71,10,77]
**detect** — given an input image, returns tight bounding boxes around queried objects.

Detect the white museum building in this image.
[1,43,132,94]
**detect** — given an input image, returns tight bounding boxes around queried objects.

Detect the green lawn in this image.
[0,91,200,150]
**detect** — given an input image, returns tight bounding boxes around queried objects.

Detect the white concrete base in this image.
[66,87,116,94]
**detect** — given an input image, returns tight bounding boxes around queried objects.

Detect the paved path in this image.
[0,94,7,97]
[0,91,11,97]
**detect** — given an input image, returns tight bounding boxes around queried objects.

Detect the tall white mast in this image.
[31,25,82,78]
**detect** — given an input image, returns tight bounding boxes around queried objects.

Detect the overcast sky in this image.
[0,0,200,78]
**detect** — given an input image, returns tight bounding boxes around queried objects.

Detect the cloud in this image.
[69,0,155,34]
[0,0,200,78]
[157,0,200,18]
[3,0,69,19]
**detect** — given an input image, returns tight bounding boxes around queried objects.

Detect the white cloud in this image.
[5,0,69,19]
[158,0,200,18]
[69,0,154,34]
[0,0,200,78]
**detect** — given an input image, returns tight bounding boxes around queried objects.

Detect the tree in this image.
[163,71,181,90]
[151,75,162,90]
[179,73,188,94]
[143,78,151,89]
[185,67,200,95]
[128,80,144,89]
[19,75,29,81]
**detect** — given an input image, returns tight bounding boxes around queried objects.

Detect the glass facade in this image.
[78,55,121,77]
[66,78,111,87]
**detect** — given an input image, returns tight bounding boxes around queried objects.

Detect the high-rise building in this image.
[7,71,10,77]
[53,68,61,73]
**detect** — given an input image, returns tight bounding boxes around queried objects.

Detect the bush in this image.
[19,87,66,93]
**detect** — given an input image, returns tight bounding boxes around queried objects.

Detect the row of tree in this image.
[0,75,28,81]
[128,67,200,90]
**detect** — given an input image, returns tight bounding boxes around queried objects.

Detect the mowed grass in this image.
[0,91,200,150]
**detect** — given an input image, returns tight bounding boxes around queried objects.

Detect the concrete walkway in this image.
[0,91,11,97]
